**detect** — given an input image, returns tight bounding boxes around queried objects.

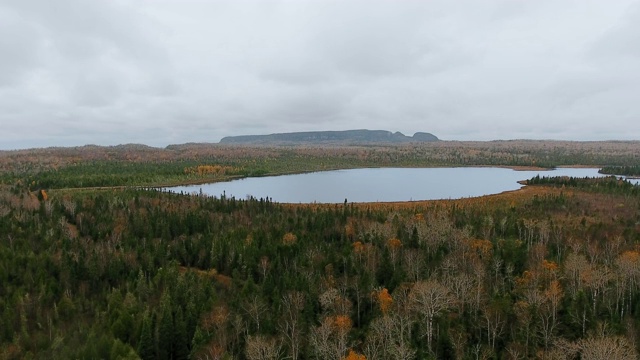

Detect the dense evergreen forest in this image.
[600,166,640,177]
[1,142,640,359]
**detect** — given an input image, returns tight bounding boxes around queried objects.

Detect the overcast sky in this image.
[1,0,639,149]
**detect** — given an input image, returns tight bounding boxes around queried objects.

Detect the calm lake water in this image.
[164,167,638,203]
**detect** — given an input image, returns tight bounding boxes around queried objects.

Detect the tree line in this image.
[599,165,640,177]
[2,141,640,189]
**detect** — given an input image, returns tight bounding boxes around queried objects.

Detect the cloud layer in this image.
[1,0,639,149]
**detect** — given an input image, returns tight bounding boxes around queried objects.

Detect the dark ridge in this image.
[219,129,439,145]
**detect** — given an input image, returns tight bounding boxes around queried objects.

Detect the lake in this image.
[163,167,638,203]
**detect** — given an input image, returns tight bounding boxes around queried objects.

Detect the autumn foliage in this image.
[282,232,297,245]
[352,241,364,254]
[333,315,352,332]
[343,349,366,360]
[376,288,393,314]
[2,145,640,359]
[183,164,241,176]
[387,238,402,249]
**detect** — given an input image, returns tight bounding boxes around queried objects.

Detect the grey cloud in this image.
[589,2,640,60]
[0,8,44,86]
[1,0,639,149]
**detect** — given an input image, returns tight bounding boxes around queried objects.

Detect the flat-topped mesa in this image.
[219,129,439,145]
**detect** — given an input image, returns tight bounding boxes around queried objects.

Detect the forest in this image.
[1,141,640,359]
[2,140,639,189]
[600,166,640,177]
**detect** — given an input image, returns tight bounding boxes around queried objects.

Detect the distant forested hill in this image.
[219,129,439,145]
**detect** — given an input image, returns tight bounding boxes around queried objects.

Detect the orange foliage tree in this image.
[376,288,393,315]
[343,349,366,360]
[352,241,365,254]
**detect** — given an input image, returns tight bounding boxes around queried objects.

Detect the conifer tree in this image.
[138,313,155,360]
[157,294,174,360]
[174,308,190,360]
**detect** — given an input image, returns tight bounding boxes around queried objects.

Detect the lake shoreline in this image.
[50,164,606,194]
[164,166,606,203]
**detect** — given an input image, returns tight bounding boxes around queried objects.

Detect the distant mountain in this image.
[219,130,439,145]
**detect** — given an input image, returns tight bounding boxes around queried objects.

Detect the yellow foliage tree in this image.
[343,349,366,360]
[387,238,402,249]
[283,232,297,245]
[617,250,640,269]
[468,239,493,259]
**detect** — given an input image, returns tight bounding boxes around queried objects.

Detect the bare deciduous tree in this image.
[390,340,416,360]
[279,291,305,360]
[62,198,76,217]
[364,313,414,360]
[310,316,351,360]
[563,252,590,297]
[364,315,394,360]
[259,256,270,282]
[445,273,474,313]
[615,250,640,318]
[409,279,454,353]
[578,335,637,359]
[449,327,467,360]
[403,249,423,282]
[319,288,352,316]
[245,335,281,360]
[243,295,268,333]
[482,303,505,350]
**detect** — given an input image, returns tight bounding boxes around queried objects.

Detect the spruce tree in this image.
[157,294,174,360]
[137,313,155,360]
[174,308,189,360]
